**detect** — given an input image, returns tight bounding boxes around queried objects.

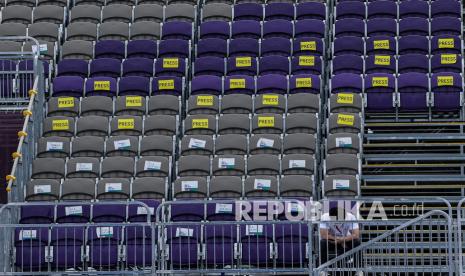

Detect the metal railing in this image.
[2,37,45,204]
[456,198,465,275]
[0,198,460,275]
[0,201,156,275]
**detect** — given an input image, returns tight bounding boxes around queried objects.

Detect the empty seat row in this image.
[182,113,321,135]
[201,2,327,22]
[52,77,184,98]
[175,153,315,177]
[172,175,314,199]
[56,58,187,78]
[331,54,463,75]
[0,22,61,42]
[193,55,323,77]
[333,35,463,56]
[63,39,191,61]
[26,177,169,201]
[69,3,196,24]
[64,21,193,41]
[42,115,178,137]
[56,58,188,78]
[334,17,462,38]
[48,95,181,117]
[31,156,170,179]
[3,0,67,7]
[1,4,65,24]
[335,0,461,20]
[186,93,319,115]
[196,37,324,58]
[37,135,175,158]
[190,74,321,95]
[199,19,325,40]
[179,133,317,156]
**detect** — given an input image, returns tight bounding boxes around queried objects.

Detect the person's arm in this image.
[340,228,359,242]
[320,228,337,241]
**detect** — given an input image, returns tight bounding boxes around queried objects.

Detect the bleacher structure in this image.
[0,0,463,274]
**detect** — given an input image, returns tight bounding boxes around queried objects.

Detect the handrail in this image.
[5,76,39,193]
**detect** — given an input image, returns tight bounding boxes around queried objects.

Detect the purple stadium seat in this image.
[50,227,85,269]
[262,37,292,57]
[159,39,190,58]
[336,1,366,20]
[365,73,396,112]
[234,3,263,21]
[161,21,192,40]
[431,0,461,18]
[56,59,88,78]
[231,20,261,39]
[431,17,461,36]
[125,226,154,267]
[122,58,154,77]
[289,74,320,94]
[331,55,363,75]
[399,17,429,37]
[87,226,123,268]
[166,225,201,267]
[229,38,259,57]
[263,19,293,39]
[431,35,461,55]
[265,3,294,21]
[152,76,183,96]
[52,76,84,97]
[398,72,429,111]
[399,0,429,19]
[365,36,396,56]
[155,58,186,77]
[365,55,396,74]
[257,74,288,94]
[292,55,322,76]
[275,224,309,265]
[367,0,397,19]
[85,77,117,97]
[331,73,363,94]
[259,55,290,75]
[56,204,91,223]
[224,75,255,95]
[431,73,463,111]
[89,58,121,78]
[118,76,150,96]
[199,21,230,40]
[398,35,429,55]
[191,75,223,96]
[240,224,273,266]
[94,40,125,60]
[126,40,157,59]
[431,54,462,73]
[14,227,49,270]
[293,37,324,56]
[367,18,397,37]
[227,56,257,76]
[204,224,237,267]
[398,54,429,74]
[295,19,325,38]
[334,36,364,56]
[296,2,326,21]
[197,38,227,57]
[194,56,225,76]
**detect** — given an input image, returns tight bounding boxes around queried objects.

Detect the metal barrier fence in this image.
[456,198,465,275]
[0,36,42,106]
[3,37,45,204]
[0,198,458,275]
[0,201,156,275]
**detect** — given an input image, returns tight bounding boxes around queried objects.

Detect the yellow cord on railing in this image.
[7,76,40,193]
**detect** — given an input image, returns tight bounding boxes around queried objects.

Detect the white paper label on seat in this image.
[20,230,37,240]
[289,160,306,168]
[215,203,233,213]
[114,139,131,150]
[32,44,48,54]
[65,206,83,216]
[137,206,155,215]
[218,158,235,169]
[287,202,304,213]
[144,161,161,171]
[246,225,263,235]
[46,141,63,151]
[335,137,353,148]
[176,227,193,237]
[181,180,198,191]
[96,227,113,238]
[105,183,123,192]
[333,179,350,190]
[76,163,93,171]
[257,138,274,148]
[188,138,206,149]
[254,179,271,190]
[34,184,51,194]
